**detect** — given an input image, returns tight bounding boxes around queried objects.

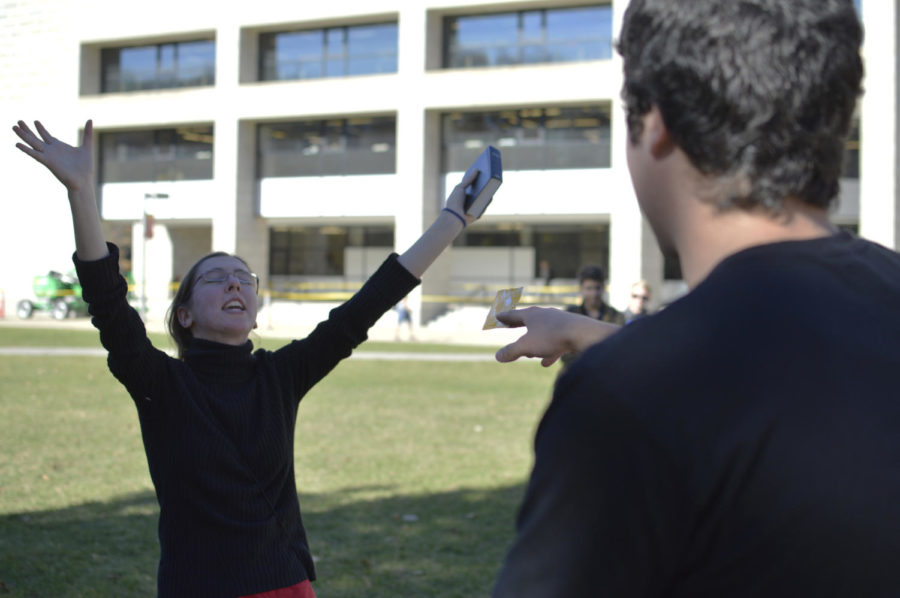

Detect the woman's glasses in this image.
[197,268,259,291]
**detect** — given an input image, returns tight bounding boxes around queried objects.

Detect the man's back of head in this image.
[617,0,863,214]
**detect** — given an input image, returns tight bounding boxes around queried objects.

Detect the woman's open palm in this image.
[13,120,93,192]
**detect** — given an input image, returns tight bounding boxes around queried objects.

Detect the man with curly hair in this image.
[493,1,900,596]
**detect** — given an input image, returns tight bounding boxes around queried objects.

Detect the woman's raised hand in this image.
[13,120,94,192]
[443,168,479,227]
[14,119,107,260]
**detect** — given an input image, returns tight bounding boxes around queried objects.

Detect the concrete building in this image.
[1,0,896,331]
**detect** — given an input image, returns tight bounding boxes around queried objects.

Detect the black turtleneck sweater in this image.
[74,243,419,598]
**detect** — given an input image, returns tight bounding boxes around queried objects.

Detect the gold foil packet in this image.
[483,287,524,330]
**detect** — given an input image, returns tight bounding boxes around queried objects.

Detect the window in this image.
[457,230,522,247]
[663,254,683,281]
[532,225,609,280]
[269,226,393,276]
[442,106,611,171]
[444,5,613,68]
[99,127,213,183]
[259,23,398,81]
[101,39,215,92]
[453,223,610,281]
[258,117,396,177]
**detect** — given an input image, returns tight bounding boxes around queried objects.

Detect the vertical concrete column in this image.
[234,121,269,285]
[859,0,900,250]
[209,22,268,279]
[132,221,173,322]
[211,21,240,256]
[606,0,665,308]
[213,20,268,287]
[396,5,448,324]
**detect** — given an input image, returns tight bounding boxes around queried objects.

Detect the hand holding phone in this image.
[463,146,503,218]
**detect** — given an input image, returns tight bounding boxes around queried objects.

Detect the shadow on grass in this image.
[0,490,160,596]
[0,483,527,598]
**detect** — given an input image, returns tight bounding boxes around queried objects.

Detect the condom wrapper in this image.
[483,287,524,330]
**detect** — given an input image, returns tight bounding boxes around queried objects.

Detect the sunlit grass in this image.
[0,329,557,597]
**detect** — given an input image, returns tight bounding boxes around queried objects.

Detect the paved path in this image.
[0,346,498,362]
[0,316,519,362]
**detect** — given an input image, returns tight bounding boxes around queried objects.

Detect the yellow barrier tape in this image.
[263,289,575,306]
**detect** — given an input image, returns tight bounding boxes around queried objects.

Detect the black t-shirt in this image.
[494,232,900,597]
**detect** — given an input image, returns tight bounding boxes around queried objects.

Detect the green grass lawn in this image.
[0,328,558,597]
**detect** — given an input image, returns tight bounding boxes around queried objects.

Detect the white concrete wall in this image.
[260,176,398,219]
[2,0,83,309]
[101,181,218,221]
[859,0,900,248]
[1,0,895,326]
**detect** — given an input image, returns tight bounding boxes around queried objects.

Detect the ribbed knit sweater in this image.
[73,243,420,598]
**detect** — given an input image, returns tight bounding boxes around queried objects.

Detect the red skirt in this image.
[240,579,316,598]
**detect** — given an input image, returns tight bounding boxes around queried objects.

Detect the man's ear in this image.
[646,106,676,159]
[177,306,193,329]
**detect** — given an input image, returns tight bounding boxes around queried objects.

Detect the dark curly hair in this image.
[577,264,606,285]
[617,0,864,213]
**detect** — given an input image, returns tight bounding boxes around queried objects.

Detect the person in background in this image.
[394,296,415,341]
[623,279,651,324]
[559,264,624,369]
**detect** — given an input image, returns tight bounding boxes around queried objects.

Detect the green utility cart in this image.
[16,271,88,320]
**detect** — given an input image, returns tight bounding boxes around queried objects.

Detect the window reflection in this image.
[258,117,396,177]
[101,40,215,92]
[442,106,611,171]
[99,127,214,183]
[269,226,393,276]
[259,23,398,81]
[451,223,611,281]
[444,5,612,68]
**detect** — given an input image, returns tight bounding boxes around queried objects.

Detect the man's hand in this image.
[495,307,621,367]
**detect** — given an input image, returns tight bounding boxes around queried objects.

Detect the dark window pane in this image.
[521,11,543,41]
[664,254,683,280]
[177,40,216,86]
[258,117,396,177]
[259,23,397,81]
[101,39,214,93]
[268,225,390,276]
[348,23,398,74]
[363,227,394,246]
[119,46,157,91]
[99,126,213,183]
[454,224,610,282]
[444,5,612,68]
[158,44,176,86]
[447,14,517,68]
[532,225,609,280]
[457,14,518,48]
[442,105,610,171]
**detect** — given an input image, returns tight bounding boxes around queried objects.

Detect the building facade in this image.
[1,0,896,327]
